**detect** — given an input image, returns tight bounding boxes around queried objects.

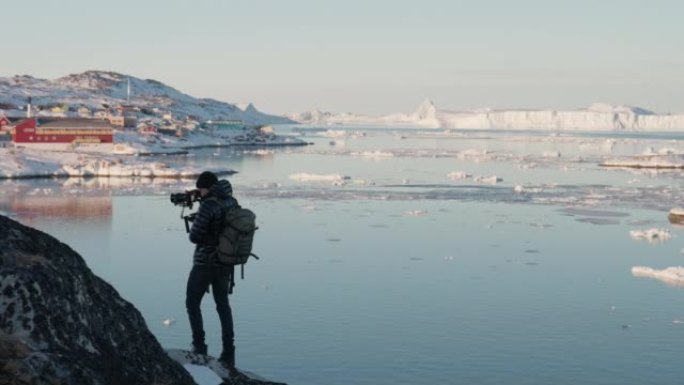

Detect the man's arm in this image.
[189,198,220,244]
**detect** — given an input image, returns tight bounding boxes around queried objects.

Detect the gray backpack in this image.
[211,199,260,291]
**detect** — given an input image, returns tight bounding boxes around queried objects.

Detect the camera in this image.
[170,190,201,233]
[170,190,201,209]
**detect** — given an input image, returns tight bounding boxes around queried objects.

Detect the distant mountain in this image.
[289,100,684,131]
[0,70,293,125]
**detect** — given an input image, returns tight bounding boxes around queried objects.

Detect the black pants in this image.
[186,264,234,350]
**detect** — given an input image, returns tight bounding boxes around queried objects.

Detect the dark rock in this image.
[0,214,196,385]
[167,349,288,385]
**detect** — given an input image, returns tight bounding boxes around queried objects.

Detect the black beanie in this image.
[196,171,218,189]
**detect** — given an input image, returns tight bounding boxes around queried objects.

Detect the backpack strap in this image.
[228,265,235,295]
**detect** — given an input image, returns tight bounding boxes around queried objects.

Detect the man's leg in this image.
[212,268,235,367]
[186,265,208,354]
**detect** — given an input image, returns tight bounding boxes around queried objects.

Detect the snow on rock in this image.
[632,266,684,286]
[1,71,293,125]
[629,228,672,243]
[183,364,223,385]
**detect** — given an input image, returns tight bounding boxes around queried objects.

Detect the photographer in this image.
[185,171,239,371]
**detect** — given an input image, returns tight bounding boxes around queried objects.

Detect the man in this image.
[186,171,238,370]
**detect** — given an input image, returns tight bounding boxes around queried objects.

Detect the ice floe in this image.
[601,154,684,169]
[288,173,351,183]
[405,210,428,216]
[542,151,561,158]
[629,228,672,243]
[474,176,503,184]
[632,266,684,286]
[514,185,544,194]
[668,207,684,224]
[350,150,395,158]
[447,171,472,180]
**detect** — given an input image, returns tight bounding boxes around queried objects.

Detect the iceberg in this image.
[290,100,684,131]
[669,207,684,225]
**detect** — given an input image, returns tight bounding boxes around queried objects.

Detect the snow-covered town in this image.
[0,71,307,179]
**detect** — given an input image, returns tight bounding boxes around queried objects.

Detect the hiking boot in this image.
[217,351,234,369]
[191,342,208,355]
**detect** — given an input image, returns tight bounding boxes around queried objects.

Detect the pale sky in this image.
[2,0,683,115]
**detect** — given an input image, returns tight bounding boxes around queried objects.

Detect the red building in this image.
[12,117,113,151]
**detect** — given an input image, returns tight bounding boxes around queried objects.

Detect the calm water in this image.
[3,126,684,385]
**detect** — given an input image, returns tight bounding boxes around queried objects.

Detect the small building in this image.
[109,104,138,129]
[0,116,10,130]
[76,106,93,118]
[108,115,126,127]
[205,120,244,131]
[139,125,157,135]
[51,105,67,114]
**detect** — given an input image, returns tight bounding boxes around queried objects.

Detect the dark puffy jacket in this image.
[189,179,238,265]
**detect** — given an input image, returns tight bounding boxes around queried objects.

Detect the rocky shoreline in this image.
[0,214,287,385]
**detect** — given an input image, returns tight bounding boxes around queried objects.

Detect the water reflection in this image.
[3,127,684,385]
[8,195,112,222]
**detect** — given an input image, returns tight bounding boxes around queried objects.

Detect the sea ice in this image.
[631,266,684,286]
[629,228,672,243]
[475,175,502,184]
[288,173,351,183]
[321,130,347,138]
[447,171,472,180]
[514,185,543,194]
[542,150,561,158]
[601,154,684,169]
[405,210,428,216]
[350,150,394,158]
[458,148,490,162]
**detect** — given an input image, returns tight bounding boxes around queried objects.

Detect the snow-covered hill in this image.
[289,100,684,131]
[0,71,293,125]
